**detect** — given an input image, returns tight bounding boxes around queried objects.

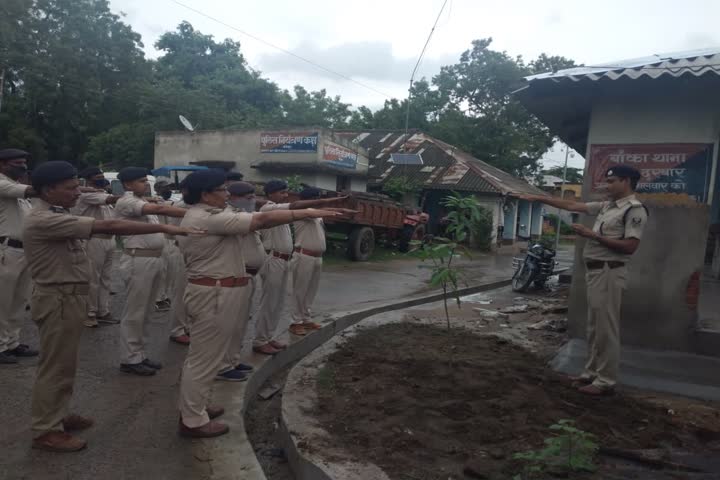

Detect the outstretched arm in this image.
[92,220,200,236]
[510,193,589,213]
[140,203,188,218]
[289,195,348,210]
[250,209,340,231]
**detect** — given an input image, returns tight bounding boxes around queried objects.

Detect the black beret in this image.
[184,169,226,191]
[299,187,321,200]
[118,167,149,182]
[32,161,78,189]
[227,181,256,196]
[0,148,30,161]
[606,165,641,179]
[79,166,102,179]
[264,179,288,195]
[225,171,244,181]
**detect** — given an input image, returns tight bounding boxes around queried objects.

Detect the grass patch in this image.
[316,364,336,390]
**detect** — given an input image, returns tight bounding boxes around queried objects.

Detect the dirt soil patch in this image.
[313,323,720,479]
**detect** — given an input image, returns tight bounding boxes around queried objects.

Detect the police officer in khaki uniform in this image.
[0,148,37,364]
[176,171,339,437]
[23,161,196,452]
[290,187,327,328]
[515,165,647,395]
[114,167,189,376]
[215,181,267,381]
[71,167,120,327]
[253,180,347,354]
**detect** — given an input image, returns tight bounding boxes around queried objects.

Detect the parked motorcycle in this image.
[511,243,558,292]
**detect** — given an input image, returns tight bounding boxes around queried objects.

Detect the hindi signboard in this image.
[588,144,714,204]
[260,132,319,153]
[323,142,358,170]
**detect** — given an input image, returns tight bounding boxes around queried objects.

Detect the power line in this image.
[171,0,392,99]
[404,0,449,136]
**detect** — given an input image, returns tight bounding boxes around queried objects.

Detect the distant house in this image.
[534,174,583,226]
[154,128,370,193]
[332,130,549,247]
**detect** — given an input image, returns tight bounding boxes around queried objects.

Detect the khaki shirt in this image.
[260,201,293,253]
[22,199,95,285]
[241,231,267,269]
[293,218,326,253]
[114,193,165,250]
[584,194,648,262]
[70,192,114,220]
[0,173,31,240]
[178,204,252,279]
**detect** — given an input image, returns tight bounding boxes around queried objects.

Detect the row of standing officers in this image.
[0,149,349,452]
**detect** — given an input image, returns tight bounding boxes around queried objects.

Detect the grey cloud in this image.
[257,41,460,84]
[683,32,720,50]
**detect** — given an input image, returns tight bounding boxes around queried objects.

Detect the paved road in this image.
[0,248,535,480]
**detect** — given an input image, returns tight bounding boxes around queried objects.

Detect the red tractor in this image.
[287,190,429,261]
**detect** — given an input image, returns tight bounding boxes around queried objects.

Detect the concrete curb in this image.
[196,278,512,480]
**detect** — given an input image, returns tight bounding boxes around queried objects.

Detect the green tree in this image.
[281,86,351,128]
[544,166,583,184]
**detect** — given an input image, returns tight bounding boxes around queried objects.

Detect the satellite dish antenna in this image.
[178,115,195,132]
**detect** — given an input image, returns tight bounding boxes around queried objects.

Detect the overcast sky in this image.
[109,0,720,169]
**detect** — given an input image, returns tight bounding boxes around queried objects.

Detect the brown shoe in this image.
[169,334,190,345]
[62,414,94,432]
[578,384,615,396]
[32,431,87,452]
[269,340,287,350]
[179,420,229,438]
[568,375,594,388]
[207,406,224,420]
[289,324,307,336]
[253,344,280,355]
[301,321,322,330]
[84,317,99,328]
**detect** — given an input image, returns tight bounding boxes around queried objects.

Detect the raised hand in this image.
[571,223,596,239]
[508,192,536,202]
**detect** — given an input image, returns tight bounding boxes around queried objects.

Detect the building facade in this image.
[517,48,720,355]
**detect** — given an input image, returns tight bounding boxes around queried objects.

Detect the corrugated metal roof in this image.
[523,48,720,84]
[333,129,546,196]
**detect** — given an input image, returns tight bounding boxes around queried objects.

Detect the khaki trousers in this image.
[86,237,114,317]
[290,253,322,324]
[253,256,289,347]
[0,244,32,352]
[583,264,626,388]
[166,243,189,337]
[31,284,88,435]
[219,276,256,373]
[119,254,163,364]
[180,283,250,428]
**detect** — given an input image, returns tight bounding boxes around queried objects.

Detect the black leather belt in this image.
[0,236,23,249]
[586,260,625,270]
[246,267,260,276]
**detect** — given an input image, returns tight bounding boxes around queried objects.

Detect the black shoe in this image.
[8,344,38,357]
[154,299,171,312]
[120,363,157,376]
[0,352,18,364]
[141,358,162,370]
[234,363,254,372]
